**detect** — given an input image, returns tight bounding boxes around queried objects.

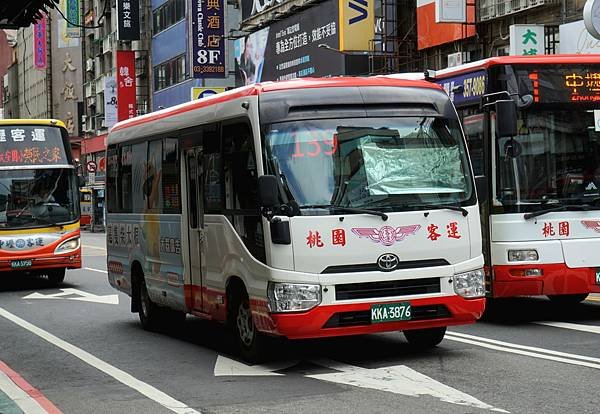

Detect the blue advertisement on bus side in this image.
[436,70,487,106]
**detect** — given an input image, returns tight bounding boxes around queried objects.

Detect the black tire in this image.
[47,268,66,286]
[229,287,267,363]
[548,294,588,305]
[404,327,446,349]
[137,276,185,331]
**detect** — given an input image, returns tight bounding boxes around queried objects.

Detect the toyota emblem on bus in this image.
[377,253,400,272]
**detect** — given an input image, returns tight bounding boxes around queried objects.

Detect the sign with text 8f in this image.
[191,0,226,78]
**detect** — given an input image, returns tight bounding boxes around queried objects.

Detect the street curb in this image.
[0,361,62,414]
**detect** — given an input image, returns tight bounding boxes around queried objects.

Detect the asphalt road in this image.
[2,232,600,413]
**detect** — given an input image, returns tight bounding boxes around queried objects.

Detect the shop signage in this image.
[191,0,226,78]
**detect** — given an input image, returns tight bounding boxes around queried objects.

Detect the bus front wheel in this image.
[229,287,267,363]
[47,269,66,286]
[403,327,446,349]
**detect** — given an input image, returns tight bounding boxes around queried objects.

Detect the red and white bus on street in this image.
[106,77,490,361]
[0,119,82,285]
[391,55,600,303]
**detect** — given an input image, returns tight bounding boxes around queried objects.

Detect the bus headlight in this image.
[55,237,80,253]
[453,268,485,298]
[267,282,321,312]
[508,249,539,262]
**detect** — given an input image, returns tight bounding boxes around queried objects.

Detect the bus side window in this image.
[106,146,118,212]
[163,138,180,213]
[222,121,265,263]
[463,113,485,176]
[203,123,223,212]
[120,145,133,213]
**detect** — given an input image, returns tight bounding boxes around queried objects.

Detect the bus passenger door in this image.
[185,149,204,311]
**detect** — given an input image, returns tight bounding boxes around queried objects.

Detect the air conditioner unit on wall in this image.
[447,52,471,68]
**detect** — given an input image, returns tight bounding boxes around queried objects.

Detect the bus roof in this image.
[434,54,600,78]
[0,119,67,129]
[110,76,442,134]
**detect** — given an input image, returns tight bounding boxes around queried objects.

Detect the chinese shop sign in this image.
[191,0,226,78]
[33,17,47,70]
[116,0,140,41]
[0,127,68,166]
[116,51,137,121]
[509,24,545,56]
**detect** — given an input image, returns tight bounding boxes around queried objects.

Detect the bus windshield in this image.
[0,168,79,228]
[495,109,600,209]
[264,117,474,214]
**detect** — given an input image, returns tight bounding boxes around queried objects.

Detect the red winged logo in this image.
[581,220,600,233]
[351,225,421,246]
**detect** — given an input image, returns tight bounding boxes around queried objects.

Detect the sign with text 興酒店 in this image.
[509,24,545,56]
[116,0,140,41]
[116,51,137,121]
[191,0,226,78]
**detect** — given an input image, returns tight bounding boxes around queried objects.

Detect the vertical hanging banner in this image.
[191,0,226,78]
[116,0,140,41]
[116,51,137,121]
[66,0,80,38]
[33,17,47,70]
[104,76,118,128]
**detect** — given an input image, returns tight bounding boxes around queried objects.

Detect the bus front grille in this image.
[322,305,451,328]
[335,278,441,301]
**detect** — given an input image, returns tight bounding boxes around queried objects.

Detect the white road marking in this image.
[0,369,46,414]
[308,359,508,413]
[82,245,107,252]
[446,331,600,369]
[213,355,506,412]
[0,307,200,414]
[83,267,108,274]
[213,355,298,376]
[535,321,600,335]
[23,288,119,305]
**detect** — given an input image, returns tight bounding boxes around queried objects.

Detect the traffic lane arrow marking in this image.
[213,355,507,412]
[23,288,119,305]
[307,359,508,413]
[214,355,298,376]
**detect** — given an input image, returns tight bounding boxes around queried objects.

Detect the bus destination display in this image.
[516,66,600,103]
[0,126,68,167]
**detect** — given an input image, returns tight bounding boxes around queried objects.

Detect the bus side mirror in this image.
[495,100,518,138]
[258,175,279,208]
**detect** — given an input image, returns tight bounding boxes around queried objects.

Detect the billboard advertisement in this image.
[116,51,137,121]
[104,76,118,128]
[191,0,226,78]
[339,0,374,51]
[235,0,344,85]
[416,0,475,50]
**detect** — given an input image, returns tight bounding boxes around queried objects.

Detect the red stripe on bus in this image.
[0,360,63,414]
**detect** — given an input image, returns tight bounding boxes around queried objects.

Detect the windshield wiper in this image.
[34,216,59,226]
[299,205,388,221]
[412,203,469,217]
[524,204,600,220]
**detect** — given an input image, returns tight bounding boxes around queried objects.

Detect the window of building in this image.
[152,0,185,35]
[153,54,186,91]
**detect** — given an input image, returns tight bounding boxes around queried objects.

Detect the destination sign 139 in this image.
[0,126,68,166]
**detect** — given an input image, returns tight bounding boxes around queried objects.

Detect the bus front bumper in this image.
[0,249,81,272]
[492,264,600,298]
[264,295,485,340]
